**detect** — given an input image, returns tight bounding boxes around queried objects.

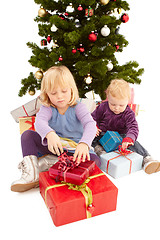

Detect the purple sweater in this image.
[35,102,97,148]
[91,101,139,142]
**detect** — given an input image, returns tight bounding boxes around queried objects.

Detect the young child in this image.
[11,65,100,192]
[91,79,160,174]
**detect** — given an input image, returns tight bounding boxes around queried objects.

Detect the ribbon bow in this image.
[55,151,79,182]
[58,152,79,172]
[106,146,133,175]
[61,176,97,217]
[118,145,132,155]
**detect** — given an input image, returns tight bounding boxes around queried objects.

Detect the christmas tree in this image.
[19,0,144,100]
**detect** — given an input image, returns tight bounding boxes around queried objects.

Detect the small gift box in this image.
[100,148,143,178]
[10,97,41,123]
[39,165,118,226]
[99,131,123,153]
[41,39,47,46]
[49,160,95,185]
[128,104,140,117]
[19,116,35,134]
[85,7,94,17]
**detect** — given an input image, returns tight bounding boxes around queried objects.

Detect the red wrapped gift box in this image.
[49,160,95,185]
[39,165,118,227]
[128,103,139,116]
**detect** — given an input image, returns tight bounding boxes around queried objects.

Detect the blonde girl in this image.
[11,66,100,192]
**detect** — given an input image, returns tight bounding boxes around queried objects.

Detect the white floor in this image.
[1,0,160,239]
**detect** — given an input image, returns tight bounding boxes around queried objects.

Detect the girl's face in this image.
[47,86,72,114]
[108,93,128,115]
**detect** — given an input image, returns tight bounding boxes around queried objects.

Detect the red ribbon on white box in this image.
[106,147,133,174]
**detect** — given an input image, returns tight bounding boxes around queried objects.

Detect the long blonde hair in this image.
[40,66,79,107]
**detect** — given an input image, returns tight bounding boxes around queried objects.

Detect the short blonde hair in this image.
[106,79,131,100]
[40,65,79,107]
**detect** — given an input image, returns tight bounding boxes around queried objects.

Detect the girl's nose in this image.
[57,91,62,98]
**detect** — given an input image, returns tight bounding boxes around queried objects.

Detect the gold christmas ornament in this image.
[28,89,35,96]
[100,0,110,5]
[35,70,43,79]
[38,7,47,17]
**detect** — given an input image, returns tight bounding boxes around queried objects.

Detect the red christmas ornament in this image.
[77,5,83,11]
[79,47,85,52]
[114,44,119,51]
[58,56,63,61]
[88,32,97,42]
[121,13,129,23]
[77,44,85,53]
[47,35,51,43]
[72,48,77,54]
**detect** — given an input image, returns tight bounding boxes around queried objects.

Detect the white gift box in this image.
[100,150,143,178]
[10,97,41,123]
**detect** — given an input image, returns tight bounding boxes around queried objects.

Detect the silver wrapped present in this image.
[10,97,41,123]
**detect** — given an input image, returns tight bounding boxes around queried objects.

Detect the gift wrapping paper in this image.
[10,97,41,123]
[99,131,123,153]
[128,104,140,117]
[39,165,118,226]
[100,150,143,178]
[49,160,95,185]
[19,116,35,134]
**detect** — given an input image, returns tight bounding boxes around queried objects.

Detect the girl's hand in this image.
[122,137,134,150]
[73,143,90,163]
[46,131,63,156]
[96,127,102,137]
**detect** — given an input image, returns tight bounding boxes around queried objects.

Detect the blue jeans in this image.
[120,134,149,158]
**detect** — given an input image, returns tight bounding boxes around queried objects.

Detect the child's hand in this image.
[122,137,134,150]
[73,143,90,163]
[46,131,63,156]
[96,127,102,137]
[122,142,130,150]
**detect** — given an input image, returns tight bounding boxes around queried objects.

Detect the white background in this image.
[1,0,160,239]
